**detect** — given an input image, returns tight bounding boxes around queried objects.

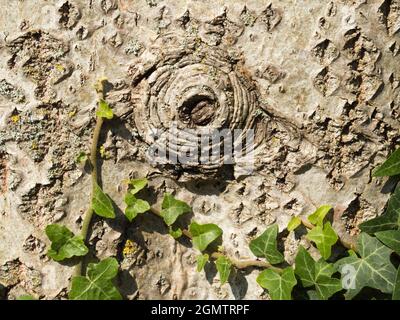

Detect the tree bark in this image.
[0,0,399,299]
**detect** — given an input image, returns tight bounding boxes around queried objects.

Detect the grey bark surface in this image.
[0,0,399,299]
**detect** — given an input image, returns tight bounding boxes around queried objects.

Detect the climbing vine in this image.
[21,79,400,300]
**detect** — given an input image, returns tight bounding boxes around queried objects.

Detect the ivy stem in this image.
[74,83,106,277]
[149,207,283,272]
[80,117,103,240]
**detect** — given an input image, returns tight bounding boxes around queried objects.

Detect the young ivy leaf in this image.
[189,222,223,252]
[69,257,122,300]
[393,267,400,300]
[373,148,400,177]
[92,182,115,219]
[335,233,397,299]
[75,151,88,164]
[160,193,191,226]
[169,226,183,239]
[96,99,113,120]
[45,224,88,262]
[196,253,209,272]
[295,246,342,300]
[215,256,232,285]
[124,193,150,222]
[375,230,400,255]
[287,216,301,232]
[17,294,36,300]
[359,184,400,233]
[256,267,297,300]
[308,205,332,227]
[128,178,148,195]
[306,222,338,260]
[249,224,284,264]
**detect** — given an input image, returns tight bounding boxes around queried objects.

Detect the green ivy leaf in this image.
[393,267,400,300]
[17,295,36,300]
[359,184,400,233]
[249,224,284,264]
[160,193,191,226]
[124,193,150,222]
[96,99,113,120]
[373,148,400,177]
[256,267,297,300]
[295,246,342,300]
[128,178,148,195]
[45,224,88,262]
[308,205,332,227]
[306,222,338,260]
[287,216,301,232]
[69,257,122,300]
[75,151,88,164]
[196,253,209,272]
[375,230,400,255]
[335,233,397,299]
[92,182,115,218]
[189,222,223,252]
[169,226,183,239]
[215,256,232,285]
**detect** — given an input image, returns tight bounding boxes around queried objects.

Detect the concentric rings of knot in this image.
[130,37,262,174]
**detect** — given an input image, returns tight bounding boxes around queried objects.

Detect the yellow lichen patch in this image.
[99,145,110,159]
[10,115,20,123]
[123,239,137,257]
[54,64,65,72]
[68,109,77,118]
[99,145,106,158]
[31,142,38,150]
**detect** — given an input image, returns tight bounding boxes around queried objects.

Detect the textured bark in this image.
[0,0,399,300]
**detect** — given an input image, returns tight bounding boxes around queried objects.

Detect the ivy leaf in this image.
[196,253,209,272]
[335,233,397,299]
[359,184,400,233]
[306,222,338,260]
[393,267,400,300]
[249,224,284,264]
[215,256,232,285]
[169,226,183,239]
[375,230,400,255]
[128,178,148,195]
[69,257,122,300]
[75,151,87,164]
[124,193,150,222]
[295,246,342,300]
[308,205,332,227]
[373,148,400,177]
[189,222,223,252]
[45,224,88,262]
[287,216,301,232]
[17,295,36,300]
[256,267,297,300]
[92,182,115,219]
[96,99,113,120]
[160,193,191,226]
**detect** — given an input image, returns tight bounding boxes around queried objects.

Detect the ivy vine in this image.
[20,79,400,300]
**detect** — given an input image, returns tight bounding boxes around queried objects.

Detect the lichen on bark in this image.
[0,0,399,300]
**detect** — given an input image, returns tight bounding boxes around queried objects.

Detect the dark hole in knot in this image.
[179,95,216,127]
